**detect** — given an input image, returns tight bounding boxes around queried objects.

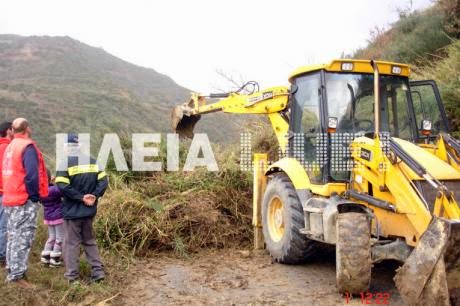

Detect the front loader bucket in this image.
[171,103,201,139]
[394,217,460,305]
[445,221,460,305]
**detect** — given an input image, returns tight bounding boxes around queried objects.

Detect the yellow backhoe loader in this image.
[171,59,460,305]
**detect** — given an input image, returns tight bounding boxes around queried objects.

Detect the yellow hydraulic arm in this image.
[171,86,290,149]
[434,133,460,171]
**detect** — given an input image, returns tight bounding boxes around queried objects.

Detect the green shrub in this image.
[413,40,460,136]
[355,4,452,63]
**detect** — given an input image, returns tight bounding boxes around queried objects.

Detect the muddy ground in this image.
[121,249,404,306]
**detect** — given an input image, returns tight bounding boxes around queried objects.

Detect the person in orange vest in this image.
[0,121,13,267]
[2,118,48,288]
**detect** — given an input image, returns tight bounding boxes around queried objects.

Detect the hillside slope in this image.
[354,0,458,63]
[353,0,459,135]
[0,35,246,158]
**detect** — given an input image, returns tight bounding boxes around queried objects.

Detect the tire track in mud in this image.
[122,250,404,305]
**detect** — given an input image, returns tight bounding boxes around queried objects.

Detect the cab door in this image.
[409,80,450,139]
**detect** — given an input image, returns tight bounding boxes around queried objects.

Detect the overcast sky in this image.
[1,0,434,93]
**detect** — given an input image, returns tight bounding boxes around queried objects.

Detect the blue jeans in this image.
[0,195,7,259]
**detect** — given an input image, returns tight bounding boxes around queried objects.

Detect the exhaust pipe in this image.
[371,60,380,137]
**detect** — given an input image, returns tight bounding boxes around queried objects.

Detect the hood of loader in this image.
[392,138,460,180]
[353,136,460,180]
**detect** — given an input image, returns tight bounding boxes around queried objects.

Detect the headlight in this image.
[422,119,432,131]
[341,63,354,71]
[328,117,338,130]
[392,66,402,74]
[421,119,432,136]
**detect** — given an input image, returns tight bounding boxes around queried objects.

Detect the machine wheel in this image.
[336,212,372,294]
[262,173,320,264]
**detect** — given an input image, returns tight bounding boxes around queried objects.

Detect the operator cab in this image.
[288,59,450,183]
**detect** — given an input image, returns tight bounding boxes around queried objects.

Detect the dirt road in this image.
[121,249,404,305]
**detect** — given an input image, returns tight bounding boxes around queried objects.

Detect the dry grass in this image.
[95,149,253,257]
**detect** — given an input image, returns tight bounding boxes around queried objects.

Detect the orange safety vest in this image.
[2,134,48,206]
[0,137,10,194]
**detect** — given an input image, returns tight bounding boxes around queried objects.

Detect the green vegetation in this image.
[413,41,460,136]
[354,0,459,135]
[354,0,458,63]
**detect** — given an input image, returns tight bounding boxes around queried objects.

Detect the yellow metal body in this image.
[289,59,410,81]
[265,158,346,197]
[267,196,285,242]
[349,137,460,245]
[253,153,267,250]
[433,135,460,171]
[173,58,460,303]
[188,87,289,115]
[176,58,460,248]
[393,139,460,180]
[264,137,460,246]
[187,87,290,150]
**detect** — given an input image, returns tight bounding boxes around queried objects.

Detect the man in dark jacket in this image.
[55,134,108,283]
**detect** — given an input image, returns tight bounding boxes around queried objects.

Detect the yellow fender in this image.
[265,157,346,197]
[265,157,311,189]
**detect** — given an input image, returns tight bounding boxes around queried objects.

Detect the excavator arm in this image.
[171,86,290,150]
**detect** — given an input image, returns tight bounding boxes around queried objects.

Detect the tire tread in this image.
[262,174,323,264]
[336,212,372,294]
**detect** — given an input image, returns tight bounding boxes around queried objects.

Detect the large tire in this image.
[336,212,372,294]
[262,173,320,264]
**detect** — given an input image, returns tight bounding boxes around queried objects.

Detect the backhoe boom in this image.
[171,86,290,148]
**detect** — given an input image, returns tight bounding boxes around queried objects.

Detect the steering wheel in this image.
[353,119,373,132]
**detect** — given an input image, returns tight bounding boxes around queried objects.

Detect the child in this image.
[41,169,64,267]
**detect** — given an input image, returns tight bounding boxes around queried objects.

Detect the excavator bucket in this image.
[171,100,201,139]
[394,217,460,305]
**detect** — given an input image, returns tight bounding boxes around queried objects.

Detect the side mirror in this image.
[421,119,432,136]
[328,117,338,133]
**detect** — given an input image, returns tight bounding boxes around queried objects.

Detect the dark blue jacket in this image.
[23,144,39,202]
[55,156,108,220]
